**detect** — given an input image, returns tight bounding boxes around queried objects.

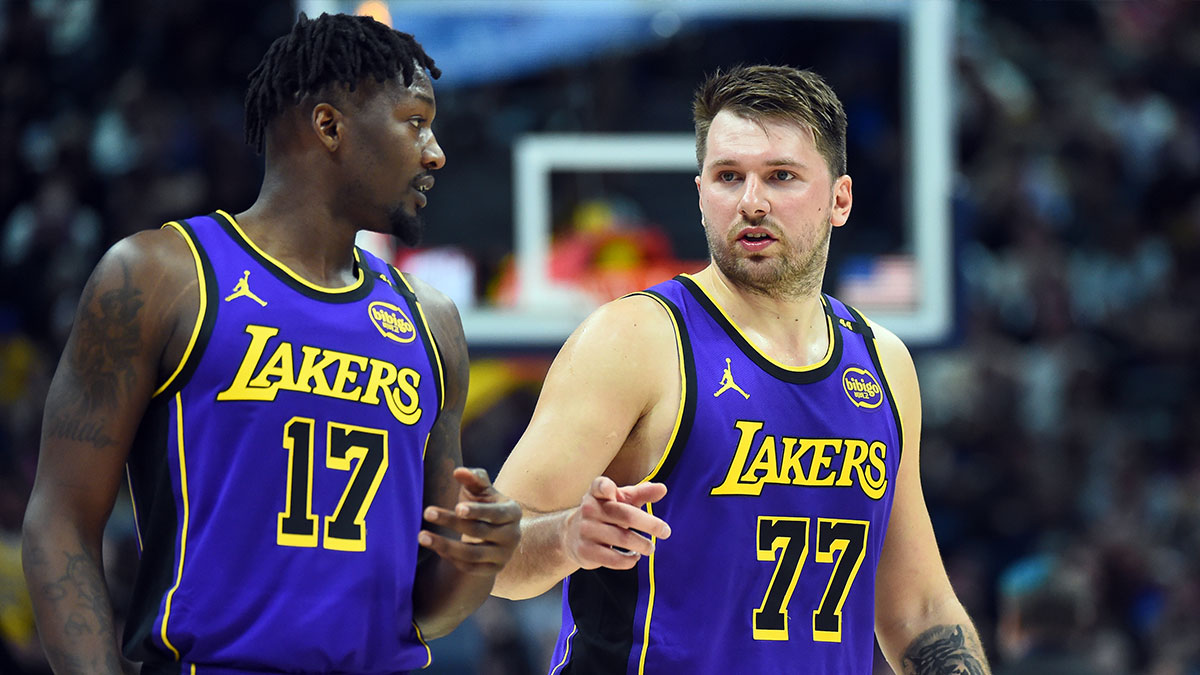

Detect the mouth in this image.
[412,175,435,208]
[736,226,777,251]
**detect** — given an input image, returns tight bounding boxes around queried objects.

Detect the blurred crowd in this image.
[2,1,1199,673]
[931,2,1200,673]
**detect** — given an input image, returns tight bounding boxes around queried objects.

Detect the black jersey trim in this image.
[562,567,640,675]
[121,396,185,666]
[121,393,177,662]
[843,303,904,464]
[155,220,218,400]
[675,275,842,384]
[211,210,375,304]
[388,266,445,413]
[632,290,695,486]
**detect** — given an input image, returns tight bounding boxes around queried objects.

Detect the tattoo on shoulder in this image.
[72,261,144,407]
[902,625,988,675]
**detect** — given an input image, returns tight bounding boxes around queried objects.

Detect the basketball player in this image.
[491,66,990,674]
[22,13,520,674]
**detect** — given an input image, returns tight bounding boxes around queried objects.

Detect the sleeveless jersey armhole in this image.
[154,221,216,399]
[842,304,905,463]
[388,265,446,413]
[627,290,696,486]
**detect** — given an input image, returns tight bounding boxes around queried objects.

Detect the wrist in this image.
[558,507,585,570]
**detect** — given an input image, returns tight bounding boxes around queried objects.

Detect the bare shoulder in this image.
[102,226,195,279]
[79,227,199,339]
[402,272,458,315]
[496,292,681,501]
[46,226,199,448]
[543,292,681,425]
[399,273,463,342]
[562,292,679,366]
[395,272,468,408]
[859,314,917,390]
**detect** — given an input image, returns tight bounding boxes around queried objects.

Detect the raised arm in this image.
[871,324,991,674]
[22,228,197,674]
[407,279,521,639]
[491,295,677,601]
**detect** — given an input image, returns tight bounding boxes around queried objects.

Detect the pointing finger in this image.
[452,467,494,496]
[614,482,668,507]
[590,476,618,502]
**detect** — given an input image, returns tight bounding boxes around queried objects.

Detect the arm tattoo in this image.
[27,545,122,674]
[73,262,144,409]
[46,261,144,450]
[46,414,116,449]
[902,625,989,675]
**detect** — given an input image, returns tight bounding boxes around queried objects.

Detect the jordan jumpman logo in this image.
[713,357,750,399]
[224,270,267,306]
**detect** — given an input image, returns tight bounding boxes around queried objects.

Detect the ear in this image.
[830,174,853,228]
[695,174,705,229]
[311,102,343,152]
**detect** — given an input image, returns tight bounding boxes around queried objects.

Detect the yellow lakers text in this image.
[710,420,888,499]
[217,324,423,425]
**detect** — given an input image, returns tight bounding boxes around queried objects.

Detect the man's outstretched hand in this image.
[563,476,672,570]
[419,467,522,576]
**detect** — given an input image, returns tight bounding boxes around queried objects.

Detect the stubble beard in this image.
[706,216,832,300]
[388,204,424,247]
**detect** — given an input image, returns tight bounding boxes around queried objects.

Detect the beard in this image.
[705,215,831,300]
[387,204,424,247]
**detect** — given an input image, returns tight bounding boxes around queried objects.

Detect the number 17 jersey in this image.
[550,275,903,674]
[123,211,442,674]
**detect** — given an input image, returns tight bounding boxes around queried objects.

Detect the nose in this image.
[423,133,446,171]
[738,174,769,219]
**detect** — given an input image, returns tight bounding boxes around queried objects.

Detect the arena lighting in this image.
[355,0,393,26]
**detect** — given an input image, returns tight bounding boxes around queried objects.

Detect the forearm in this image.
[900,622,990,675]
[879,600,991,675]
[21,521,124,675]
[491,509,577,600]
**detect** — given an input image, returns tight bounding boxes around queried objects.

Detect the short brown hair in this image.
[693,65,847,178]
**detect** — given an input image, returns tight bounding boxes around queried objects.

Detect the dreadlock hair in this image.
[693,65,847,179]
[244,12,440,153]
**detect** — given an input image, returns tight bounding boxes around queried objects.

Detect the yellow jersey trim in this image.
[634,292,687,484]
[412,620,433,668]
[395,270,446,412]
[679,273,835,373]
[155,222,207,398]
[160,394,191,659]
[215,209,365,294]
[125,465,144,553]
[637,503,660,675]
[861,314,906,456]
[549,625,578,675]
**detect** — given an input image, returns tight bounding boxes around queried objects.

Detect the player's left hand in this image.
[419,467,522,576]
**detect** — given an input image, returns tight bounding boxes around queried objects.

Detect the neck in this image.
[691,265,830,368]
[233,171,362,287]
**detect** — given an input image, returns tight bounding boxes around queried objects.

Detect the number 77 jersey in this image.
[549,275,903,675]
[122,211,442,674]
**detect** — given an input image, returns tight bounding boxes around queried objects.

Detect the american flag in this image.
[836,254,918,310]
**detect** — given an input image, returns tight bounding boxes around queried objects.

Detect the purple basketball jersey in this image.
[549,275,903,674]
[123,211,441,674]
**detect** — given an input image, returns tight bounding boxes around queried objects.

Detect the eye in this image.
[408,116,426,129]
[772,170,795,181]
[717,171,739,183]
